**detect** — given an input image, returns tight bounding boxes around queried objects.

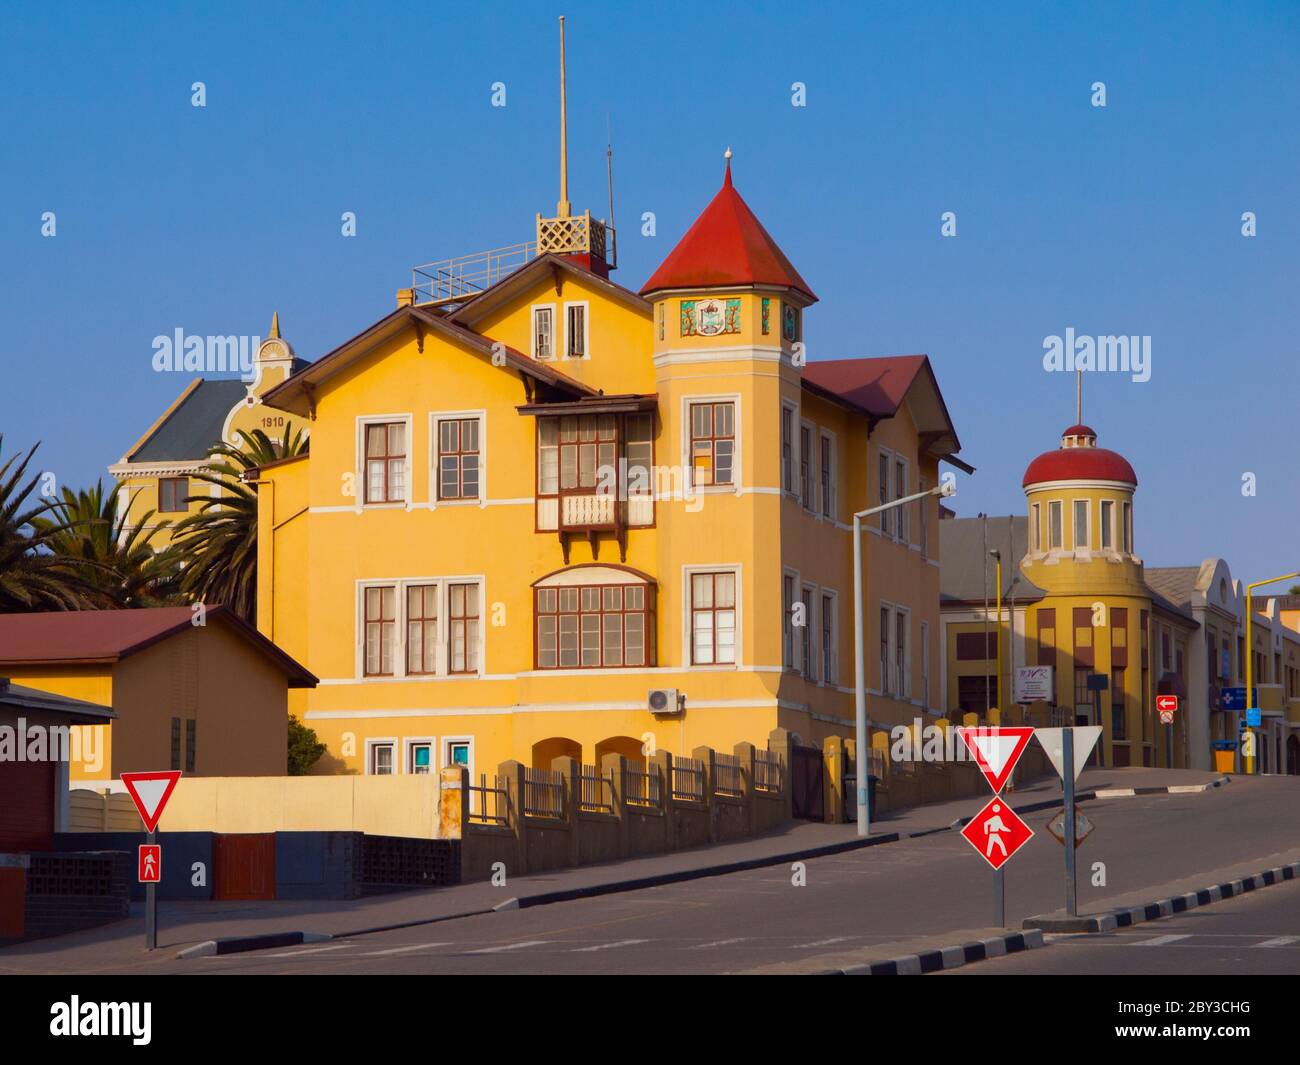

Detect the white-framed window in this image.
[405,738,435,775]
[1048,500,1063,549]
[1122,500,1133,553]
[532,304,556,360]
[1072,498,1089,550]
[1031,502,1042,552]
[780,402,798,494]
[358,415,413,506]
[879,602,910,698]
[441,736,475,805]
[357,577,485,679]
[680,394,741,492]
[564,301,589,359]
[820,590,837,684]
[688,568,738,666]
[894,457,909,543]
[432,411,485,502]
[799,420,815,510]
[800,583,817,680]
[877,447,892,535]
[366,738,397,776]
[783,569,798,670]
[1100,499,1114,550]
[819,429,836,520]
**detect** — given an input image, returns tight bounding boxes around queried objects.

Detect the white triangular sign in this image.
[970,734,1021,778]
[132,778,170,820]
[1035,727,1102,784]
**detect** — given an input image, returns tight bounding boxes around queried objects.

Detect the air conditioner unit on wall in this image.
[648,688,681,715]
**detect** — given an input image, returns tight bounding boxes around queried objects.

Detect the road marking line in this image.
[571,939,649,953]
[792,936,851,949]
[359,942,451,956]
[468,940,550,954]
[686,938,746,950]
[1134,934,1191,947]
[1255,936,1300,948]
[264,944,351,958]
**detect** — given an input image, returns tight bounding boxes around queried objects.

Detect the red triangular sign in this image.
[120,770,182,832]
[956,727,1035,793]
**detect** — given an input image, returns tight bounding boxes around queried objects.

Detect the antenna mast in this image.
[606,114,615,229]
[557,16,571,218]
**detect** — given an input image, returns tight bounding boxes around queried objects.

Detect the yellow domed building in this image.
[941,420,1200,770]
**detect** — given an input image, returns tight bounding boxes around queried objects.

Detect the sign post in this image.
[1063,729,1076,917]
[1035,727,1102,918]
[121,771,182,952]
[956,726,1036,927]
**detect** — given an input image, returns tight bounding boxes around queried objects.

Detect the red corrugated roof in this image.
[0,606,317,686]
[800,355,928,417]
[640,162,816,300]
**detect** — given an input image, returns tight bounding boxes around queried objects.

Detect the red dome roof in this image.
[640,160,816,301]
[1023,425,1137,487]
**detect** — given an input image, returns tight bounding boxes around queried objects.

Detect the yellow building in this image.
[0,606,316,785]
[110,316,308,548]
[244,158,968,780]
[940,423,1200,769]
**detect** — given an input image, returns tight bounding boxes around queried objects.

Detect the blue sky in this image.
[3,1,1297,579]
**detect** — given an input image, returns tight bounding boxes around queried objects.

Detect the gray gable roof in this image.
[940,515,1047,604]
[128,379,248,462]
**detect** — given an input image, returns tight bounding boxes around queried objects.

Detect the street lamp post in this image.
[853,479,956,837]
[1243,571,1300,775]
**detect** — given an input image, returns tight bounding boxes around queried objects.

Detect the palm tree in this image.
[33,480,177,608]
[0,436,86,611]
[166,424,308,623]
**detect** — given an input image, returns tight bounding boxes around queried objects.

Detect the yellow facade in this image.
[250,178,963,780]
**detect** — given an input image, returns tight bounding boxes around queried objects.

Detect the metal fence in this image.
[467,773,509,826]
[522,766,565,820]
[754,749,782,794]
[672,756,706,802]
[624,763,662,808]
[713,752,744,797]
[579,764,614,814]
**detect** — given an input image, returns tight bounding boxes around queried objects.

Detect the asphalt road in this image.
[944,874,1300,976]
[161,776,1300,975]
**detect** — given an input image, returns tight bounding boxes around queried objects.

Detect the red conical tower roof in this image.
[640,156,817,301]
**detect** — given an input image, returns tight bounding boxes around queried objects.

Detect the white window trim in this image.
[356,413,414,509]
[562,300,590,360]
[682,564,743,669]
[531,303,557,360]
[429,410,487,505]
[1099,498,1115,551]
[403,736,436,775]
[894,455,910,544]
[1030,502,1042,553]
[876,445,893,534]
[819,589,839,686]
[356,575,487,680]
[780,399,800,497]
[880,599,911,700]
[1047,499,1064,549]
[1122,500,1133,553]
[680,393,743,494]
[818,427,837,522]
[782,566,801,673]
[365,737,398,776]
[800,580,818,680]
[920,619,930,711]
[799,418,817,512]
[1071,497,1091,552]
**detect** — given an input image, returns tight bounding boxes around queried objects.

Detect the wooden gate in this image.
[214,833,276,900]
[790,745,824,821]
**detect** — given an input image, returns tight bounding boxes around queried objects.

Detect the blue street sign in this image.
[1220,687,1257,711]
[1246,707,1262,728]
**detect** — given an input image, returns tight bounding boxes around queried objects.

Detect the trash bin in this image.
[867,775,879,820]
[1213,740,1237,774]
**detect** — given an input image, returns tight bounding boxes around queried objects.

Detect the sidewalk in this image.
[0,766,1227,973]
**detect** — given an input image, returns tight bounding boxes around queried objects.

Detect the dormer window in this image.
[532,305,555,360]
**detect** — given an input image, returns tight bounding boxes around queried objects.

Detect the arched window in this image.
[532,565,657,669]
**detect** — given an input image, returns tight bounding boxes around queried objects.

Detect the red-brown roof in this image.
[0,606,317,687]
[1023,425,1137,487]
[801,355,929,417]
[640,162,816,300]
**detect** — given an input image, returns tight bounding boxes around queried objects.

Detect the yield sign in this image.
[1034,727,1102,785]
[120,771,182,833]
[961,796,1034,870]
[956,726,1035,793]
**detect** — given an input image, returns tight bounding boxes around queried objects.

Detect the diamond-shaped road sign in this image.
[960,796,1034,870]
[121,771,182,833]
[956,726,1035,793]
[1046,807,1096,848]
[1034,726,1102,785]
